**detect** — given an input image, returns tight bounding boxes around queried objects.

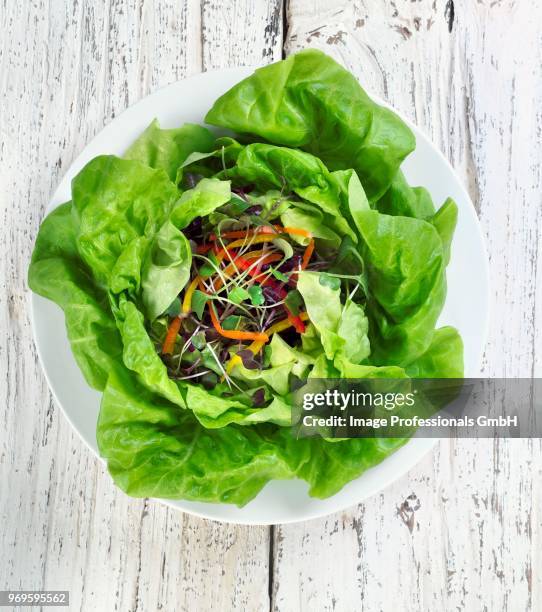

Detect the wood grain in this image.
[0,1,282,610]
[1,0,541,610]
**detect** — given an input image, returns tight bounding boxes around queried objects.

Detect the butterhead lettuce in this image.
[205,48,415,202]
[29,49,463,506]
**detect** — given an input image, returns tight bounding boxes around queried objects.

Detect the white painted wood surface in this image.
[1,1,540,610]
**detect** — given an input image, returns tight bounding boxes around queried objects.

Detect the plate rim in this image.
[30,65,489,525]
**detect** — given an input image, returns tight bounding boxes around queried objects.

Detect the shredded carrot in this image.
[208,302,269,342]
[162,316,183,355]
[198,277,269,342]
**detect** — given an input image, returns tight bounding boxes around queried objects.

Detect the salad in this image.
[29,49,463,506]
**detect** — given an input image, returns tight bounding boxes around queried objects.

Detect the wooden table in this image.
[1,1,541,610]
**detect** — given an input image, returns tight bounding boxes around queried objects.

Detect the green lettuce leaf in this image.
[169,178,231,229]
[205,48,415,201]
[29,50,464,507]
[28,203,124,390]
[178,136,244,184]
[97,362,412,504]
[267,333,315,377]
[141,221,192,320]
[231,334,315,398]
[300,437,407,499]
[225,143,359,240]
[183,384,291,428]
[97,366,310,505]
[297,271,370,364]
[71,155,179,287]
[297,271,344,360]
[337,300,371,364]
[405,326,464,378]
[430,198,458,266]
[279,204,341,248]
[229,362,293,398]
[124,119,215,181]
[375,170,436,219]
[333,359,408,379]
[108,236,149,299]
[347,203,447,366]
[114,297,186,408]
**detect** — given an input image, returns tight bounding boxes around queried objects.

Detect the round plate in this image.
[31,66,489,525]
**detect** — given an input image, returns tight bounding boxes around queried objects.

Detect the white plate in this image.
[31,66,489,525]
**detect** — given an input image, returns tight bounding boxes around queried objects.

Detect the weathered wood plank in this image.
[276,1,542,610]
[2,0,541,610]
[0,1,282,610]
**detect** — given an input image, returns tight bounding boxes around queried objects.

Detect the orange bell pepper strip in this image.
[207,302,269,343]
[225,312,309,374]
[301,238,315,270]
[197,277,269,343]
[277,226,312,239]
[162,316,183,355]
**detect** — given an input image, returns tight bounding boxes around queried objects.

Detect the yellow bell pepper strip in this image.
[182,276,200,313]
[162,276,201,355]
[210,225,312,241]
[214,234,280,260]
[224,311,309,375]
[244,249,282,261]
